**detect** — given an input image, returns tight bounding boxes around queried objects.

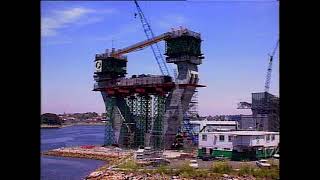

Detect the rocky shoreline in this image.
[42,146,267,180]
[42,146,132,162]
[85,169,257,180]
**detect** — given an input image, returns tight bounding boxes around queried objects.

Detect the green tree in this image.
[41,113,62,125]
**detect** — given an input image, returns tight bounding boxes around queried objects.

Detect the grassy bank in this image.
[43,150,111,161]
[42,148,132,163]
[114,160,279,179]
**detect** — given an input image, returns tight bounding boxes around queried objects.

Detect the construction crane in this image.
[132,2,195,144]
[237,39,279,109]
[133,0,170,76]
[264,39,279,93]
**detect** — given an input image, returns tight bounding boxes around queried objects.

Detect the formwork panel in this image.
[94,57,127,79]
[165,36,202,57]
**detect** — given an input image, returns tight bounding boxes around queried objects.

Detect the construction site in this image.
[93,26,204,150]
[92,0,279,149]
[42,1,279,179]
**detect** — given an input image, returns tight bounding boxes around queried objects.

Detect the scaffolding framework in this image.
[104,97,116,146]
[182,89,199,145]
[151,95,166,149]
[102,93,168,149]
[133,95,151,147]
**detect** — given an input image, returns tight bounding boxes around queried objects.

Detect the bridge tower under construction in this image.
[93,28,204,149]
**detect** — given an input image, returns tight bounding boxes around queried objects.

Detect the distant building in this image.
[239,115,255,130]
[190,120,238,133]
[251,92,279,132]
[237,92,279,132]
[239,114,269,131]
[225,115,241,121]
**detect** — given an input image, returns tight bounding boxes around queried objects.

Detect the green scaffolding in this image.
[125,96,138,148]
[151,95,166,149]
[104,94,167,148]
[133,95,152,148]
[104,96,116,146]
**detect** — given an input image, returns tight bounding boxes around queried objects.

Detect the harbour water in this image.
[41,125,106,180]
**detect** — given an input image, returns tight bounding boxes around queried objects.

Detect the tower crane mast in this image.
[264,39,279,93]
[133,0,170,76]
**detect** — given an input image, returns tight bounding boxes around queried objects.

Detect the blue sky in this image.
[41,1,279,116]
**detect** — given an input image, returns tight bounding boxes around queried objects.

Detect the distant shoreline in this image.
[65,122,105,126]
[41,122,105,129]
[41,124,62,129]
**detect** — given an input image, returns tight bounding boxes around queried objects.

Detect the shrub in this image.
[155,165,172,175]
[252,166,279,179]
[178,163,196,177]
[180,172,191,178]
[238,164,254,176]
[206,172,221,179]
[117,159,139,170]
[211,162,232,174]
[140,169,152,174]
[179,163,195,173]
[194,169,210,178]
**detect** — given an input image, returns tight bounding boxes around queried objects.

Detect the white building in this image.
[198,128,279,160]
[189,120,238,133]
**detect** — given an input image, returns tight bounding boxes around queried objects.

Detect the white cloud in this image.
[94,23,141,42]
[95,9,116,14]
[157,14,188,30]
[43,39,73,46]
[42,7,116,37]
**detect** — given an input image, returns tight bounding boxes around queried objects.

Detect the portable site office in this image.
[198,130,279,161]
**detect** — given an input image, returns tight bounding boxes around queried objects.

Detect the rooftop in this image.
[200,130,279,136]
[190,120,238,125]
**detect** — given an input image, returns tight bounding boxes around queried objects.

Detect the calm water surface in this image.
[41,125,105,180]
